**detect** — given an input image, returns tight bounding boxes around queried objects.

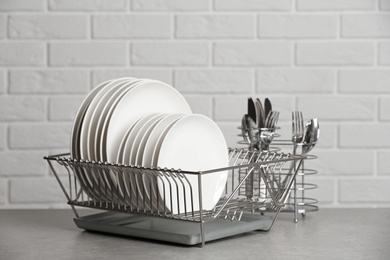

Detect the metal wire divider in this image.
[44,148,306,246]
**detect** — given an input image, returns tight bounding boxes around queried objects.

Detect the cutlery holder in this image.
[238,125,319,222]
[45,148,306,246]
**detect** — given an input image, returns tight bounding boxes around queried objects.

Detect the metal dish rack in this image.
[238,125,319,223]
[45,148,306,246]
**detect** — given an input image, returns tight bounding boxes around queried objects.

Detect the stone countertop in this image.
[1,208,389,260]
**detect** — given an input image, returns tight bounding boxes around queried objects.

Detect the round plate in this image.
[70,79,112,160]
[95,78,142,162]
[142,113,185,209]
[79,77,134,161]
[118,113,160,206]
[156,114,229,214]
[106,80,192,163]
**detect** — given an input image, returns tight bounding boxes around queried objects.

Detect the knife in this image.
[264,98,272,120]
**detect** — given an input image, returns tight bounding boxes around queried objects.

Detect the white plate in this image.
[95,78,143,162]
[156,114,229,214]
[69,79,114,201]
[142,113,185,168]
[79,77,134,161]
[106,80,192,163]
[118,113,160,205]
[132,114,166,167]
[70,79,112,160]
[86,78,137,161]
[141,113,186,208]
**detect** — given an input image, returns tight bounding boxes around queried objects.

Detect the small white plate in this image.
[106,80,192,163]
[142,113,186,209]
[118,113,159,205]
[156,114,229,214]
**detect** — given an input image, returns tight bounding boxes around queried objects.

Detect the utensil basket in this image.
[45,148,306,246]
[238,124,319,222]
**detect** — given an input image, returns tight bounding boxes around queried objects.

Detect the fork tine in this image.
[292,111,296,137]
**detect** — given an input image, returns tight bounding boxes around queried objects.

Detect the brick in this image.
[9,123,71,149]
[49,96,84,121]
[259,15,337,39]
[0,125,5,150]
[257,69,335,93]
[298,96,374,121]
[0,15,5,38]
[176,15,254,38]
[0,70,4,94]
[0,179,6,205]
[340,124,390,148]
[380,0,390,10]
[132,42,208,66]
[342,14,390,38]
[49,42,127,66]
[297,0,375,11]
[9,15,88,39]
[48,0,128,11]
[132,0,209,11]
[214,96,247,122]
[0,0,45,11]
[296,42,374,66]
[93,15,171,39]
[174,70,252,94]
[182,95,212,118]
[214,42,291,66]
[379,42,390,65]
[9,70,89,94]
[0,152,47,176]
[339,69,390,93]
[306,150,373,176]
[378,152,390,175]
[0,97,45,122]
[0,42,44,66]
[10,178,67,203]
[92,69,172,86]
[339,179,390,203]
[214,0,291,11]
[380,97,390,121]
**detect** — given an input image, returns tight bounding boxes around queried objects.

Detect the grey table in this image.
[1,208,389,260]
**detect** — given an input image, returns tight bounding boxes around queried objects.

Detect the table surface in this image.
[1,208,389,260]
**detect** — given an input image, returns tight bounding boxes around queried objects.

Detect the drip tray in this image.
[74,211,273,245]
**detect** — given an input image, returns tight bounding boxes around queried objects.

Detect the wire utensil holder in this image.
[238,123,319,223]
[45,148,306,246]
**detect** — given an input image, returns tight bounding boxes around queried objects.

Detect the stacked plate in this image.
[70,77,229,214]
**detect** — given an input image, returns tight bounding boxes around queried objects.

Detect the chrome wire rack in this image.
[45,148,306,246]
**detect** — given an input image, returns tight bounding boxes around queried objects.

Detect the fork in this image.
[291,111,304,155]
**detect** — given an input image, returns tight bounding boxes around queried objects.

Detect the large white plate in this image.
[86,78,138,161]
[95,78,143,162]
[79,77,134,161]
[70,79,112,160]
[156,114,229,214]
[106,80,192,163]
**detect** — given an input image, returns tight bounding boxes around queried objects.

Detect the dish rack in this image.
[45,148,306,246]
[238,125,319,223]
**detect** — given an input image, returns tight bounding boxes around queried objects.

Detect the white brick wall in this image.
[0,0,389,209]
